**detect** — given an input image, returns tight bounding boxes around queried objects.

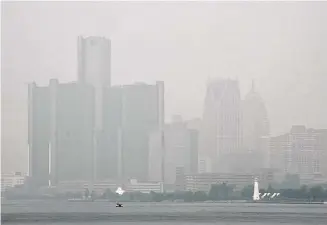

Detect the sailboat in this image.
[115,187,125,207]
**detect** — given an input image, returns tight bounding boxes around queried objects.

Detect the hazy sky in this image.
[2,1,327,173]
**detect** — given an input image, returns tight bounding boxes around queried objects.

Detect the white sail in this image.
[116,187,125,196]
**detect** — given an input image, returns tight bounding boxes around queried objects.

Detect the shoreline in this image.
[2,198,326,205]
[248,200,326,205]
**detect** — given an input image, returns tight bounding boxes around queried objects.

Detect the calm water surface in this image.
[2,200,327,224]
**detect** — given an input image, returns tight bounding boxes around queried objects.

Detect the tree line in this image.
[3,182,327,202]
[98,183,327,202]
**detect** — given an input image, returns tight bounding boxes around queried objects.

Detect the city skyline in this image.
[2,1,327,174]
[25,74,327,187]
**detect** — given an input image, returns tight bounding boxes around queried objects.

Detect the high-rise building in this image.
[199,79,242,173]
[148,116,199,186]
[148,130,163,182]
[270,125,327,181]
[101,82,164,181]
[186,118,201,174]
[242,81,270,172]
[77,36,111,86]
[28,83,51,187]
[164,117,192,185]
[28,79,95,186]
[189,129,199,174]
[77,36,111,131]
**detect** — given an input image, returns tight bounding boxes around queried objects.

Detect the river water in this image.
[2,200,327,224]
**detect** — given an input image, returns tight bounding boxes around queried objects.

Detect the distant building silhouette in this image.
[77,36,111,131]
[77,36,111,86]
[148,116,199,189]
[28,82,51,187]
[241,81,270,172]
[77,36,111,182]
[199,78,242,173]
[101,82,165,181]
[270,125,327,183]
[28,79,95,187]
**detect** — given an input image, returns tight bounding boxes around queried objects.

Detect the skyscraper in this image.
[48,80,95,185]
[101,82,164,181]
[77,36,111,86]
[242,81,270,172]
[199,78,242,173]
[148,116,199,187]
[28,83,51,187]
[163,116,192,185]
[97,86,123,180]
[77,36,111,131]
[28,79,95,186]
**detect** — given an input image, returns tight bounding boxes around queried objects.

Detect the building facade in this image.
[270,125,327,181]
[241,81,270,172]
[1,172,26,192]
[148,130,164,182]
[181,171,273,192]
[125,179,163,193]
[28,79,95,187]
[199,79,242,173]
[101,82,165,181]
[148,116,199,186]
[28,83,51,186]
[50,80,95,184]
[77,36,111,131]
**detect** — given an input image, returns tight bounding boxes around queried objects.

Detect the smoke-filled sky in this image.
[2,1,327,173]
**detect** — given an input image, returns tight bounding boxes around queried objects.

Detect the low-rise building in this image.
[55,180,119,194]
[180,171,274,192]
[270,126,327,182]
[1,172,26,191]
[125,179,163,193]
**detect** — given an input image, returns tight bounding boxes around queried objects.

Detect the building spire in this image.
[251,79,255,92]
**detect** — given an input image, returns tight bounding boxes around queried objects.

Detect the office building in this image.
[77,36,111,86]
[181,171,274,192]
[148,116,199,186]
[77,36,111,131]
[1,172,26,192]
[28,79,95,186]
[148,130,164,182]
[164,116,198,185]
[270,125,327,181]
[28,83,51,186]
[125,179,163,193]
[101,82,165,181]
[199,79,242,173]
[242,81,270,172]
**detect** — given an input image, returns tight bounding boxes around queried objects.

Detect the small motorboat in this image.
[116,202,123,207]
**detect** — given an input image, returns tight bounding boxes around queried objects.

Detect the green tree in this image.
[267,184,275,193]
[208,183,232,200]
[193,191,207,201]
[282,174,300,189]
[241,185,254,198]
[183,191,194,202]
[208,184,220,200]
[91,190,96,200]
[309,186,324,201]
[150,191,164,202]
[84,188,90,198]
[221,183,229,200]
